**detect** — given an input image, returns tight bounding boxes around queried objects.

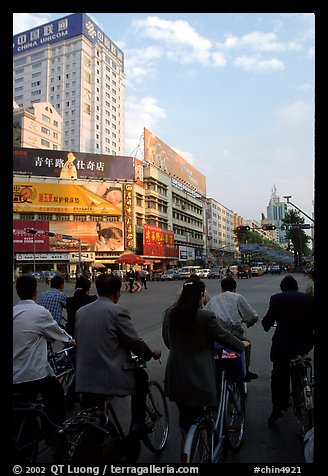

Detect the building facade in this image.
[13,13,125,155]
[13,100,63,149]
[206,198,237,265]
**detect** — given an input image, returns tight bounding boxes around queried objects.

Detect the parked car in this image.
[270,265,281,275]
[237,265,252,279]
[160,270,180,281]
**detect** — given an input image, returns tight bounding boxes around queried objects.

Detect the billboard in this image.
[143,224,178,258]
[13,181,123,216]
[13,219,124,253]
[144,128,206,196]
[13,147,134,181]
[13,13,124,69]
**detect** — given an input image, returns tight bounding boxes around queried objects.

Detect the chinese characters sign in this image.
[143,224,178,258]
[13,147,134,181]
[13,182,122,216]
[124,183,134,250]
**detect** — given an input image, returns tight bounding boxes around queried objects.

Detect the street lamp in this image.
[283,196,314,223]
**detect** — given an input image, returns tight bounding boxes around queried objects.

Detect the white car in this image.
[200,269,211,278]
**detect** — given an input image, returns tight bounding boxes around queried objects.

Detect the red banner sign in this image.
[143,224,178,258]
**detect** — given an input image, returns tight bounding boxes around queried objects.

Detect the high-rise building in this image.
[13,13,125,155]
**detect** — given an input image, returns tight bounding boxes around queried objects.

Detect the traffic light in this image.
[261,225,276,231]
[44,231,56,237]
[280,224,290,230]
[25,228,37,234]
[236,226,251,232]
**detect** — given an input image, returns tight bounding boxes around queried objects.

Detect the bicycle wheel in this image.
[225,380,245,450]
[143,380,169,453]
[290,366,313,437]
[182,417,214,463]
[70,417,123,464]
[13,413,40,464]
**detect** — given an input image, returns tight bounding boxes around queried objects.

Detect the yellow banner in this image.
[13,182,122,216]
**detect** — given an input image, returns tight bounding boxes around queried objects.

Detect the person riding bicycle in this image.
[13,274,75,463]
[162,278,249,447]
[74,273,161,462]
[204,276,259,381]
[262,275,314,425]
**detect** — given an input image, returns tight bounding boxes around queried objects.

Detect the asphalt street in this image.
[12,273,314,464]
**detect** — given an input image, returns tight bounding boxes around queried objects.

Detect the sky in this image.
[13,12,315,222]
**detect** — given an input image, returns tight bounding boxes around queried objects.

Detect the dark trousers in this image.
[271,359,290,411]
[81,368,149,429]
[141,277,147,289]
[13,376,66,447]
[129,279,134,293]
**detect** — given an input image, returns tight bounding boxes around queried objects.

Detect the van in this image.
[178,266,201,280]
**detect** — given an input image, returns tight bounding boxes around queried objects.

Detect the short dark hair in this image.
[96,273,122,296]
[280,275,299,292]
[50,275,64,289]
[221,277,237,292]
[75,275,91,292]
[16,275,37,300]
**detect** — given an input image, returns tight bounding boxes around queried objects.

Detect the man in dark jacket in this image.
[66,275,98,337]
[262,275,314,425]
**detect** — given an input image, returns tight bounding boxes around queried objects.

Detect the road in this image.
[13,273,313,464]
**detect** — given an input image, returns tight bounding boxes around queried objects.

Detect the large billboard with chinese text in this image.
[144,128,206,196]
[13,147,134,181]
[143,224,178,258]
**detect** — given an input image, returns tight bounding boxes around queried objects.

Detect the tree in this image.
[281,210,311,268]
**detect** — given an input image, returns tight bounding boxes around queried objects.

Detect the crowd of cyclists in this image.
[13,268,314,464]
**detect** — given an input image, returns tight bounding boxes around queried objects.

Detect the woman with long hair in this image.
[162,279,249,445]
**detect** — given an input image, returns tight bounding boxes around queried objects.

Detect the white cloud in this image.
[132,16,212,65]
[13,13,55,34]
[217,31,301,53]
[125,96,166,156]
[124,46,162,86]
[234,55,284,72]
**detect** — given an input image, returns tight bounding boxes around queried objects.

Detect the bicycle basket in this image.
[214,343,246,380]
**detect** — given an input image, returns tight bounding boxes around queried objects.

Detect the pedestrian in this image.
[37,275,67,325]
[140,268,148,289]
[204,276,259,381]
[128,268,135,293]
[262,275,314,425]
[305,267,314,296]
[162,278,249,448]
[75,273,161,462]
[66,275,98,338]
[13,274,75,463]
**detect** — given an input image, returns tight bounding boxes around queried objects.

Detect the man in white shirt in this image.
[204,276,259,381]
[13,274,74,462]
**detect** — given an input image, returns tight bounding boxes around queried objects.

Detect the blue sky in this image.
[13,13,315,222]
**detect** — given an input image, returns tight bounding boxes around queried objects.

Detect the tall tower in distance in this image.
[13,13,125,155]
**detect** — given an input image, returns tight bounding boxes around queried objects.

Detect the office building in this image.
[13,13,125,155]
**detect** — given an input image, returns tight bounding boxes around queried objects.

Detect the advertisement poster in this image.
[13,147,134,181]
[143,224,178,258]
[13,219,124,253]
[144,128,206,196]
[13,181,123,216]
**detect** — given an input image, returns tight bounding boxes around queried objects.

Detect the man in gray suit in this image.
[75,273,161,460]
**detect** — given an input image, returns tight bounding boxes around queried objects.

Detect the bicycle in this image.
[77,355,169,460]
[47,341,77,410]
[13,401,116,464]
[13,356,169,464]
[290,354,314,437]
[182,345,246,463]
